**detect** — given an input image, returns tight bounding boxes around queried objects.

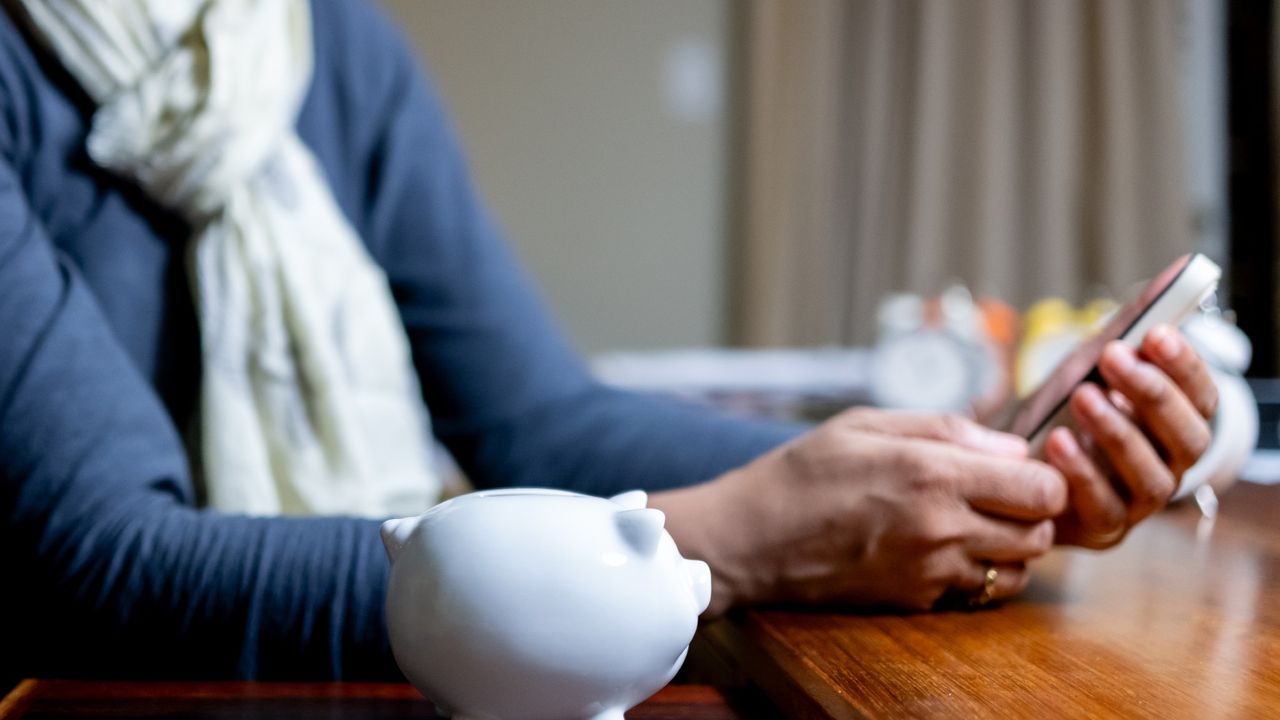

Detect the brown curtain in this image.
[732,0,1192,346]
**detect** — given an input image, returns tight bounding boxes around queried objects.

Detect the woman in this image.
[0,0,1216,682]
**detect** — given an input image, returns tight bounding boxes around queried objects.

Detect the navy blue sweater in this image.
[0,0,799,681]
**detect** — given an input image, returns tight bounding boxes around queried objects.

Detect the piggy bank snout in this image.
[613,504,712,615]
[685,559,711,614]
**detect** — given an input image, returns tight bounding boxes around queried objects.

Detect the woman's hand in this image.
[652,410,1066,614]
[1046,325,1217,548]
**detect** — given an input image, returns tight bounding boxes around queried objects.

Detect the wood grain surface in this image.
[701,481,1280,719]
[0,680,763,719]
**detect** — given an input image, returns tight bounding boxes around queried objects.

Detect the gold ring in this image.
[969,565,998,608]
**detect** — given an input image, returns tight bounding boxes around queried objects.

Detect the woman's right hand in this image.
[651,409,1067,614]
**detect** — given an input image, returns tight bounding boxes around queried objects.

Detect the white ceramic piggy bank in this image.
[381,488,712,720]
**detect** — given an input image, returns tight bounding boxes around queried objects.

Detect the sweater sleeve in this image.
[350,3,805,496]
[0,155,399,681]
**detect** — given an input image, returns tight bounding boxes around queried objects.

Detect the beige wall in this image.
[379,0,730,352]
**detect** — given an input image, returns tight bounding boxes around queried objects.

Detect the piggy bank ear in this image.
[616,508,665,555]
[609,490,648,510]
[380,517,416,562]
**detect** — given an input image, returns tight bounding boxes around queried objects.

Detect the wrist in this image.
[651,471,758,615]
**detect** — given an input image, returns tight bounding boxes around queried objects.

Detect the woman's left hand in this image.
[1045,324,1218,548]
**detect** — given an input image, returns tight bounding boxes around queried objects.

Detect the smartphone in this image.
[1004,253,1222,453]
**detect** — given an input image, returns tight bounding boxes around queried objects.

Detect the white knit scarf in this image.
[19,0,441,517]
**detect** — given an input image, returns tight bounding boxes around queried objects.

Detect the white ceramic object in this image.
[1174,314,1259,501]
[381,488,712,720]
[1173,367,1258,500]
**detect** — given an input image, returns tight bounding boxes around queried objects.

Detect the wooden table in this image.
[7,486,1276,719]
[0,681,762,719]
[696,481,1280,719]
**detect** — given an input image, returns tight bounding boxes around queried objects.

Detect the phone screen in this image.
[1004,254,1194,440]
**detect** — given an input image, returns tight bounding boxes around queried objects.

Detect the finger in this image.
[1071,383,1177,525]
[957,561,1029,605]
[1044,426,1128,548]
[1098,342,1213,475]
[838,411,1029,457]
[933,445,1067,521]
[962,516,1055,563]
[1141,325,1218,419]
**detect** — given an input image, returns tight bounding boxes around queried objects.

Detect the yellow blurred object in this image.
[1015,298,1118,397]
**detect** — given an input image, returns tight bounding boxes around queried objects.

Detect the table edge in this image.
[706,617,866,720]
[0,680,37,720]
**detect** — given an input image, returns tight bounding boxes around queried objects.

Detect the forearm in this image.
[650,472,751,616]
[649,434,801,616]
[443,385,806,496]
[13,496,397,680]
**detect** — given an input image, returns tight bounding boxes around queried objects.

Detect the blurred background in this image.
[381,0,1273,379]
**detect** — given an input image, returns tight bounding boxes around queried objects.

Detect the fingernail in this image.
[966,426,1029,456]
[1104,342,1136,373]
[1132,362,1166,394]
[1050,427,1080,458]
[1080,384,1109,418]
[1150,324,1179,362]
